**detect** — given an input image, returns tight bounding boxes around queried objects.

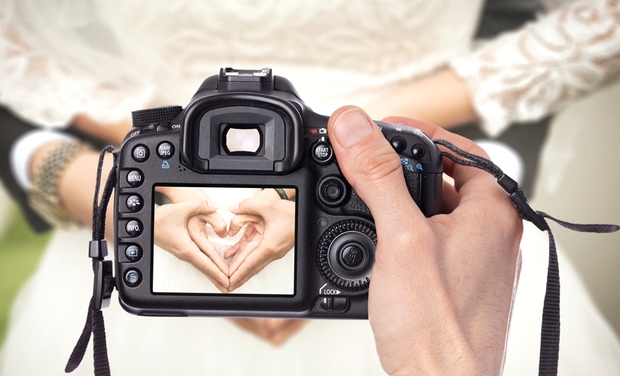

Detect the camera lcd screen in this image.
[152,186,296,295]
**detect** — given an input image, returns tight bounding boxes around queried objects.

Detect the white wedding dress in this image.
[2,0,620,375]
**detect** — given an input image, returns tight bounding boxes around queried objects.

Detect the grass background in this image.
[0,204,50,346]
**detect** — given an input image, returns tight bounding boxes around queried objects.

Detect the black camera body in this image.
[114,68,443,319]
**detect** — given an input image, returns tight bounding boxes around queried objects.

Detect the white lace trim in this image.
[452,0,620,137]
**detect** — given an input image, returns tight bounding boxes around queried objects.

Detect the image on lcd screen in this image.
[152,186,296,295]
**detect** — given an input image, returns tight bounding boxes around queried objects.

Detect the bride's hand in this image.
[228,318,307,346]
[154,198,229,291]
[225,189,295,291]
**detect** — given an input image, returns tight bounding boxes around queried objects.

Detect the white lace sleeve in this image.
[451,0,620,137]
[0,2,155,128]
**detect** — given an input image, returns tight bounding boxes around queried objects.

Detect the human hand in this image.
[228,318,307,346]
[364,67,477,129]
[225,189,295,292]
[327,106,522,375]
[71,113,132,146]
[155,186,213,206]
[154,198,229,292]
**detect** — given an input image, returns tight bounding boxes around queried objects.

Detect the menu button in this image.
[126,170,144,187]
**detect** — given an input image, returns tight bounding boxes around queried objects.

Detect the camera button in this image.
[125,220,143,237]
[318,177,348,207]
[132,145,149,162]
[325,184,341,200]
[126,170,144,187]
[125,244,142,262]
[390,136,407,153]
[311,139,333,164]
[411,143,426,159]
[157,142,175,159]
[126,195,143,212]
[340,244,366,270]
[124,269,142,287]
[317,217,330,229]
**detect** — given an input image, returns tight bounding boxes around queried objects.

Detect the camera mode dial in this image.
[317,220,376,291]
[131,106,183,128]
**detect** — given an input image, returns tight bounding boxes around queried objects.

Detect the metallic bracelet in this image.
[28,141,90,228]
[273,188,289,200]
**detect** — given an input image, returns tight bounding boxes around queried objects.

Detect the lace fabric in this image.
[453,0,620,136]
[0,0,482,127]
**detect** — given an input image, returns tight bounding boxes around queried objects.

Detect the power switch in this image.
[315,296,349,313]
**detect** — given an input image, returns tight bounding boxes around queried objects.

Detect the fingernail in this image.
[227,204,238,213]
[333,108,374,147]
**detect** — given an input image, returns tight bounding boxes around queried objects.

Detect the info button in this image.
[125,220,143,237]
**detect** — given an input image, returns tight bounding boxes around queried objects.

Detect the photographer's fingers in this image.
[329,107,461,374]
[382,116,496,203]
[327,106,426,237]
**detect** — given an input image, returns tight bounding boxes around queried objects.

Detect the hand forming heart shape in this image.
[153,187,296,293]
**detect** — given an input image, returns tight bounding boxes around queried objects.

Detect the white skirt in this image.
[1,222,619,375]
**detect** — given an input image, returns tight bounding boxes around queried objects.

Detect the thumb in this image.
[327,106,424,227]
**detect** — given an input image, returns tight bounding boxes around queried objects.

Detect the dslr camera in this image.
[115,68,443,318]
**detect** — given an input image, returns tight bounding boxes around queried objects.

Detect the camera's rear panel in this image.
[114,69,442,319]
[116,125,375,318]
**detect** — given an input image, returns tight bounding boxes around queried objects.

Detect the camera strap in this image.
[65,146,117,376]
[65,141,619,376]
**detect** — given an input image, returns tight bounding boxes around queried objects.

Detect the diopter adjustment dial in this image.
[316,220,377,292]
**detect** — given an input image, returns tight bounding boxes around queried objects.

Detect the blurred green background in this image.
[0,203,49,346]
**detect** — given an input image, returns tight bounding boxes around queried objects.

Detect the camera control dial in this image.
[131,106,183,128]
[317,220,376,291]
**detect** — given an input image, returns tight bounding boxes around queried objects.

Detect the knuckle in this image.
[349,144,402,185]
[184,198,204,212]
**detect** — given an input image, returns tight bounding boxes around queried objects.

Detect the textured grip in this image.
[131,106,183,127]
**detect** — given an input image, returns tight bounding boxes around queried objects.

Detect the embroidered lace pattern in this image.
[452,0,620,136]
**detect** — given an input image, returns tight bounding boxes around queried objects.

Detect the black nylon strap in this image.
[66,146,117,375]
[536,212,619,374]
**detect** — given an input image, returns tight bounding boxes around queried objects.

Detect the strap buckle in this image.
[90,239,114,311]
